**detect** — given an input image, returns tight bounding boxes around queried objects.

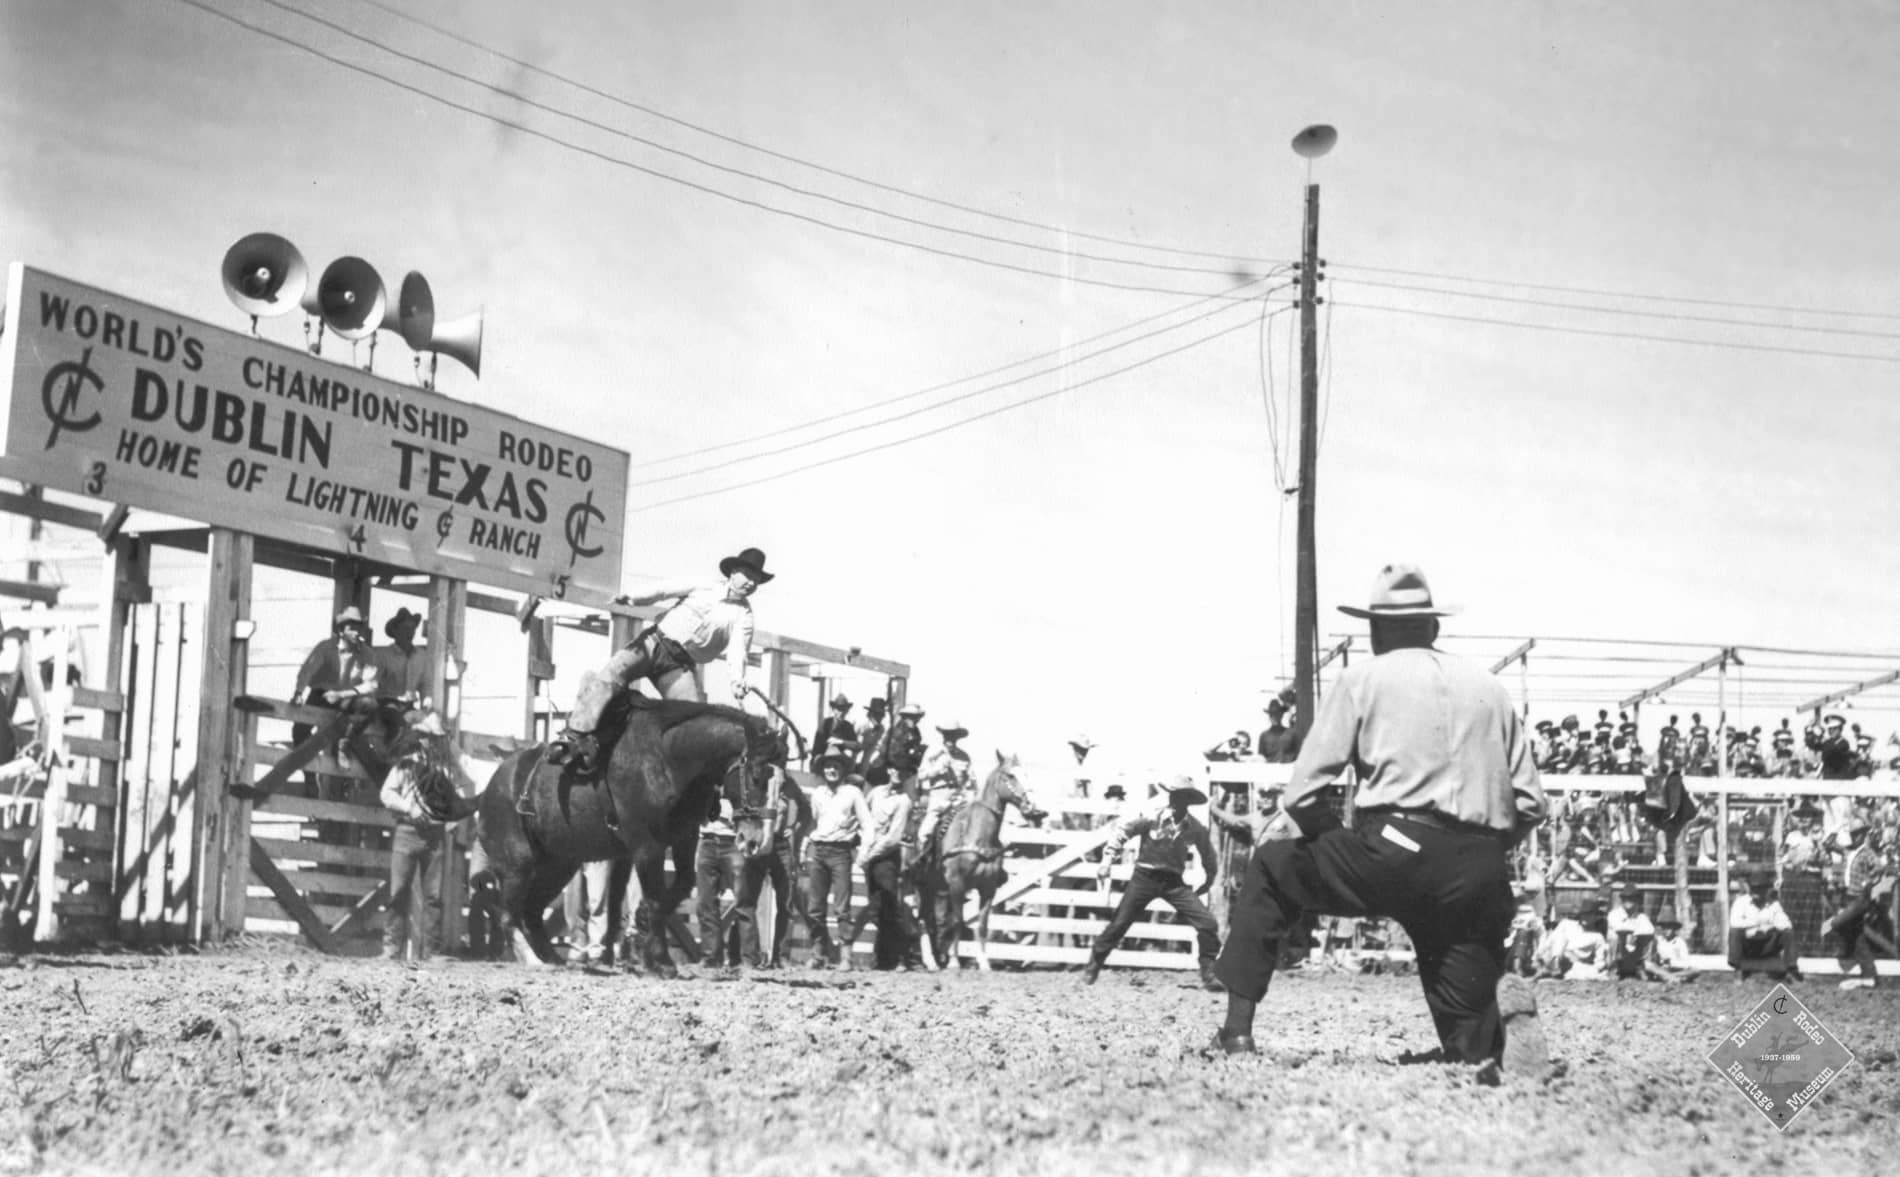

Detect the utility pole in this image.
[1289,124,1334,739]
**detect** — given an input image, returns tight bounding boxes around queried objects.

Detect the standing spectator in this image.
[1084,777,1225,991]
[1656,715,1683,771]
[1808,713,1857,781]
[1829,818,1892,990]
[1210,563,1548,1079]
[1063,733,1097,823]
[1504,897,1543,978]
[813,694,858,763]
[803,752,871,967]
[373,607,429,703]
[377,710,477,961]
[855,697,888,773]
[1685,713,1715,777]
[731,765,805,969]
[1204,729,1252,761]
[836,767,923,969]
[884,702,928,802]
[1257,698,1300,764]
[694,796,745,969]
[550,547,772,771]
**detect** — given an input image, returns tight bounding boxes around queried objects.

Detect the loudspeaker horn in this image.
[221,232,308,319]
[394,271,434,350]
[425,308,483,378]
[314,256,386,341]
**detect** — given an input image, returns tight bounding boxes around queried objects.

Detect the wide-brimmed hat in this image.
[1102,784,1127,799]
[813,749,852,771]
[333,606,368,631]
[1656,908,1682,928]
[384,607,422,639]
[718,547,775,583]
[1069,732,1096,750]
[897,702,925,718]
[1264,698,1287,715]
[865,697,888,716]
[828,694,853,711]
[936,719,968,739]
[1847,816,1872,838]
[405,709,447,737]
[1337,563,1457,620]
[1160,774,1208,806]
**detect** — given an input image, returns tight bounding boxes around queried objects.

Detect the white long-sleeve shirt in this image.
[642,584,755,688]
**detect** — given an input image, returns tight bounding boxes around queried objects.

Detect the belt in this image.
[703,833,737,844]
[1357,808,1504,838]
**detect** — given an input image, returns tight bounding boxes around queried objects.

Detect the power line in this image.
[170,0,1265,299]
[641,272,1289,468]
[630,295,1285,487]
[359,0,1296,270]
[1335,276,1900,341]
[629,314,1263,512]
[1330,300,1900,365]
[1329,262,1900,323]
[257,0,1268,281]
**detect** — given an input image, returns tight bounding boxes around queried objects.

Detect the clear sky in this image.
[4,0,1899,771]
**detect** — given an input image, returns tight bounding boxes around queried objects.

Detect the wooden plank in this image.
[0,579,61,605]
[237,713,359,799]
[244,896,385,935]
[266,869,385,898]
[940,939,1193,969]
[983,912,1199,940]
[52,895,112,918]
[58,827,114,852]
[63,737,121,763]
[71,686,125,713]
[252,836,392,871]
[0,490,103,530]
[231,695,344,728]
[249,743,370,783]
[329,881,391,938]
[253,794,396,828]
[53,859,114,884]
[15,782,118,808]
[247,838,336,953]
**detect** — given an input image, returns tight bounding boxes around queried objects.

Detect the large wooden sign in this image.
[0,264,627,604]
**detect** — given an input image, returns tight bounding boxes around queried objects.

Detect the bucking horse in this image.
[476,689,788,972]
[912,753,1045,970]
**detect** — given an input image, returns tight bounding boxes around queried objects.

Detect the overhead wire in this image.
[628,311,1272,512]
[1328,300,1900,364]
[1333,276,1900,341]
[171,0,1273,299]
[254,0,1276,281]
[643,271,1289,468]
[1328,262,1900,323]
[360,0,1297,269]
[630,291,1289,487]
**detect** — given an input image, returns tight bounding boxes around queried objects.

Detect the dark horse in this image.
[477,692,785,972]
[914,753,1045,971]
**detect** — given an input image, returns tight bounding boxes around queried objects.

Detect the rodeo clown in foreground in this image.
[549,546,773,772]
[1210,564,1550,1083]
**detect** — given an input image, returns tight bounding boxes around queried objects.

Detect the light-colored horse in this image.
[914,752,1045,970]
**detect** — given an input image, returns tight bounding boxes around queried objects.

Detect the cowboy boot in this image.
[1082,946,1108,985]
[548,677,616,770]
[1198,959,1225,992]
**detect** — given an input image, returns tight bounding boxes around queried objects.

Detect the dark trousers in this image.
[1832,896,1887,981]
[805,841,856,959]
[734,842,796,966]
[385,823,444,959]
[838,851,922,959]
[1729,927,1799,976]
[1092,866,1221,965]
[1214,815,1514,1064]
[695,836,744,966]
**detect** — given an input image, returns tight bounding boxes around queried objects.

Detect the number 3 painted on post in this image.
[83,461,106,496]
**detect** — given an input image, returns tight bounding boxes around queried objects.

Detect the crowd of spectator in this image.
[1531,709,1895,779]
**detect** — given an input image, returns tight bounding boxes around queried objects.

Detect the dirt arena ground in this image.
[0,945,1893,1176]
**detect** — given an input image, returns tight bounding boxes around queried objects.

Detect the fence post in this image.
[193,527,251,943]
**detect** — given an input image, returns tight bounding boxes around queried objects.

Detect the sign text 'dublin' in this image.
[0,264,627,603]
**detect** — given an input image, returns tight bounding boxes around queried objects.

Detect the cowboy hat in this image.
[936,719,968,739]
[718,547,775,583]
[1655,908,1682,928]
[1161,774,1208,806]
[828,694,853,711]
[813,749,852,771]
[333,606,368,631]
[865,697,888,715]
[1069,732,1096,750]
[404,709,446,737]
[898,702,925,718]
[1338,564,1456,619]
[384,607,422,639]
